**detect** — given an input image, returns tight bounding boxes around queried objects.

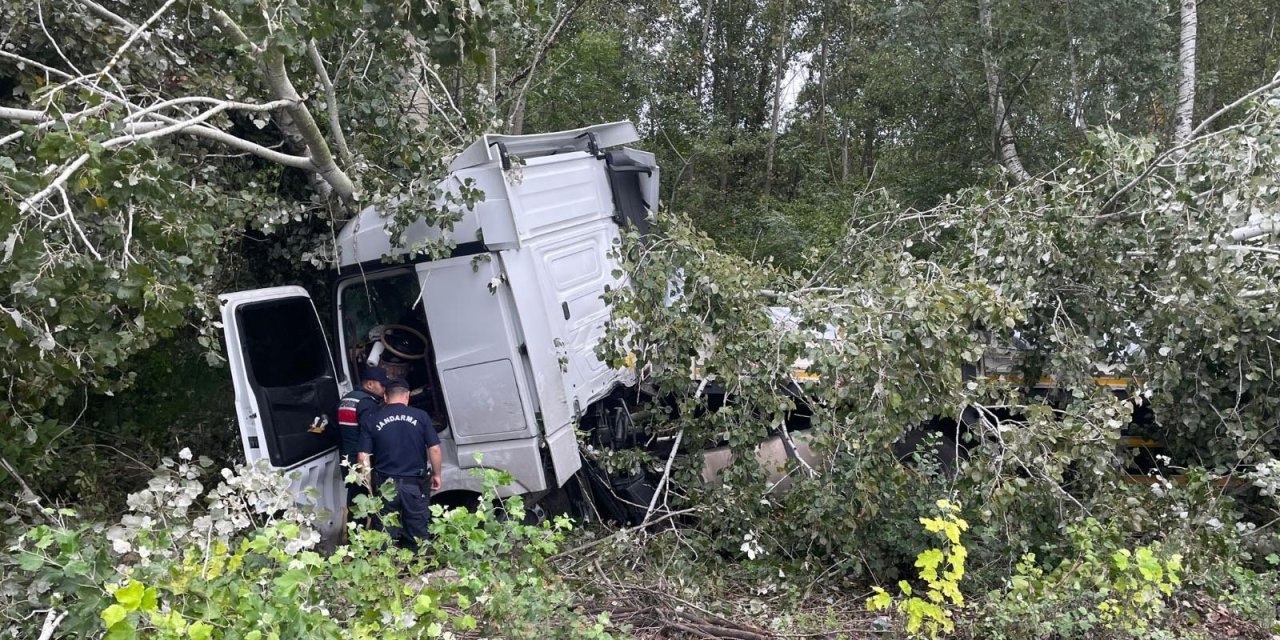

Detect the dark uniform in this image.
[337,386,381,505]
[358,403,440,549]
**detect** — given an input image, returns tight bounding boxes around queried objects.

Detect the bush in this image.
[974,518,1184,639]
[1,451,610,640]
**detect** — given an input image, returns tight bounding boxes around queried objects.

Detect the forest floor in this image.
[542,525,1278,640]
[574,579,1276,639]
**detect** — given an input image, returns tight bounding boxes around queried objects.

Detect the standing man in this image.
[337,367,386,534]
[357,377,442,550]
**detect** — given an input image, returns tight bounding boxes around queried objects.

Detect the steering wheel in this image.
[380,324,429,360]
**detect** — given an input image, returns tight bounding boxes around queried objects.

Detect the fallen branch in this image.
[640,429,682,526]
[550,507,698,560]
[0,107,51,123]
[0,455,42,506]
[212,9,355,201]
[74,0,138,31]
[37,609,68,640]
[124,120,314,169]
[1097,72,1280,217]
[18,99,300,212]
[306,40,355,169]
[1230,220,1277,242]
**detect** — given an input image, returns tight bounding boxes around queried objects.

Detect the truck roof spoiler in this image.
[449,121,641,171]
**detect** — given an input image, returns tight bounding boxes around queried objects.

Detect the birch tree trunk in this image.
[697,0,713,108]
[1067,4,1086,133]
[816,9,829,146]
[978,0,1033,184]
[763,0,789,197]
[1175,0,1198,143]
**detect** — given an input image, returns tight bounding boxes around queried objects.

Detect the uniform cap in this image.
[361,366,388,383]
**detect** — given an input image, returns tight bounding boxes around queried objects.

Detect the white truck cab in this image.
[218,122,658,539]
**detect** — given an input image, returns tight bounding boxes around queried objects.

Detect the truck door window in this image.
[240,298,330,387]
[235,297,339,467]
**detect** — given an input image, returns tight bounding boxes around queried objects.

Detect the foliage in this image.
[0,0,547,484]
[3,0,1280,637]
[599,80,1280,638]
[1,452,609,639]
[867,499,969,639]
[975,518,1184,638]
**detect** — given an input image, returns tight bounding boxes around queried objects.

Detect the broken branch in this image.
[306,40,355,170]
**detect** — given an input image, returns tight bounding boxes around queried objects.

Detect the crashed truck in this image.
[218,122,701,540]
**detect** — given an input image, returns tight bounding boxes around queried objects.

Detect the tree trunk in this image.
[1175,0,1197,143]
[861,123,876,180]
[978,0,1033,184]
[507,0,587,135]
[453,68,466,116]
[697,0,713,108]
[1261,9,1277,85]
[763,0,789,197]
[489,47,498,111]
[510,95,527,135]
[1067,7,1086,132]
[840,127,849,183]
[816,8,829,146]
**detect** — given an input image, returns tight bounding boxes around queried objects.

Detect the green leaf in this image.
[140,587,158,612]
[17,551,44,571]
[188,620,213,640]
[867,587,893,611]
[273,569,310,594]
[115,580,145,611]
[102,604,129,628]
[105,620,138,640]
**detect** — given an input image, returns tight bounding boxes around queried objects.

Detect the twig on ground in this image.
[551,507,698,560]
[36,610,68,640]
[640,429,682,526]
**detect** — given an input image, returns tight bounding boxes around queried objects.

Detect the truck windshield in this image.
[339,270,422,356]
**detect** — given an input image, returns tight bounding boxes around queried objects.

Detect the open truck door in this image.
[417,256,551,494]
[218,286,345,540]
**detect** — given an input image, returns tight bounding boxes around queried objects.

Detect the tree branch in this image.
[92,0,179,80]
[1097,73,1280,218]
[0,107,50,123]
[18,154,90,214]
[550,507,700,560]
[121,121,313,168]
[1225,244,1280,257]
[18,99,220,212]
[74,0,138,31]
[57,186,103,260]
[306,40,355,169]
[641,429,683,526]
[213,9,355,201]
[37,610,68,640]
[978,0,1033,184]
[261,47,356,200]
[1230,221,1278,242]
[505,0,588,134]
[1175,0,1198,143]
[121,96,294,123]
[18,100,313,212]
[501,0,589,93]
